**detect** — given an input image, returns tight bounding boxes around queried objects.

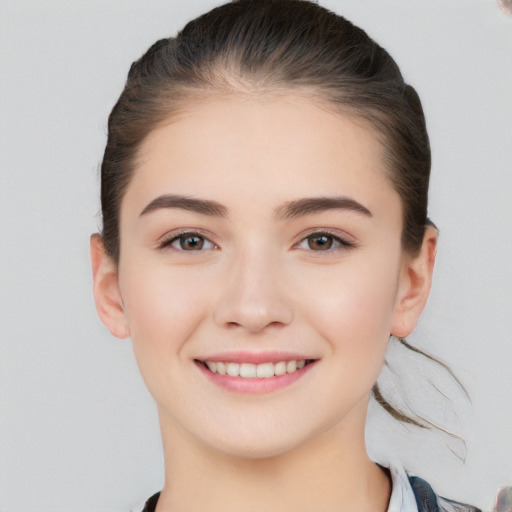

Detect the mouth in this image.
[197,359,316,379]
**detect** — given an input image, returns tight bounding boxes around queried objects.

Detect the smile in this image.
[202,359,312,378]
[196,357,317,394]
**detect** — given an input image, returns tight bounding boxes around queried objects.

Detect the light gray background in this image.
[0,1,511,511]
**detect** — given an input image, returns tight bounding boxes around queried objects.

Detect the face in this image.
[93,94,433,459]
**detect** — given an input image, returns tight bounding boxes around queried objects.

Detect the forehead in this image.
[124,94,398,219]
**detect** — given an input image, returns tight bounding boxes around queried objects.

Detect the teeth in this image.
[256,362,274,378]
[286,360,297,373]
[274,361,287,375]
[204,359,308,378]
[226,362,240,377]
[217,361,226,375]
[240,363,256,378]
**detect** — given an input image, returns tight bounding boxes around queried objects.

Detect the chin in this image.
[209,435,303,461]
[198,419,328,461]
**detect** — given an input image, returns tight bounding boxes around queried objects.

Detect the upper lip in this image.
[197,351,318,365]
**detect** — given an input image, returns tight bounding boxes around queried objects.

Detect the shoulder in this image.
[133,491,159,512]
[135,474,481,512]
[408,475,482,512]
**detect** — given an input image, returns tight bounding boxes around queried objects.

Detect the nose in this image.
[212,246,294,333]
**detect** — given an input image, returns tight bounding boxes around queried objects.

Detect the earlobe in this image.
[390,226,438,338]
[90,234,130,339]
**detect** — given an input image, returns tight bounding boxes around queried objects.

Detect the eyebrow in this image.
[275,196,372,220]
[140,195,229,217]
[139,194,372,219]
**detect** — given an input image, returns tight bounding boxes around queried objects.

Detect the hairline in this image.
[111,83,411,264]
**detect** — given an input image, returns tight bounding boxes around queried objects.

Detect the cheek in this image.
[299,251,401,358]
[118,262,218,408]
[119,262,210,358]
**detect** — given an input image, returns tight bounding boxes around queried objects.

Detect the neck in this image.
[155,404,390,512]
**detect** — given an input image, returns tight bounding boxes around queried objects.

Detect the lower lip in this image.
[195,360,317,394]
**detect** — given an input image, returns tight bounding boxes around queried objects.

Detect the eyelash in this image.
[158,229,354,253]
[159,230,217,252]
[295,230,355,252]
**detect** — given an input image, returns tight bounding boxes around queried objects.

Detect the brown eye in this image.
[160,232,216,251]
[296,231,354,252]
[178,234,205,250]
[307,234,333,250]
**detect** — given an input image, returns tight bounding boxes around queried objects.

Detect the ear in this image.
[390,225,438,338]
[90,234,130,339]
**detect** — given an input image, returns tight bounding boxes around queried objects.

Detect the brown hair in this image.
[99,0,463,433]
[101,0,430,261]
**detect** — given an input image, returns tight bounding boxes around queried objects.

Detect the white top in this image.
[387,462,419,512]
[130,462,419,512]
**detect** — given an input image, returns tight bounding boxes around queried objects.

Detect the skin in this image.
[91,93,437,512]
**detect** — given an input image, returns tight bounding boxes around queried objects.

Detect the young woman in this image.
[91,1,481,510]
